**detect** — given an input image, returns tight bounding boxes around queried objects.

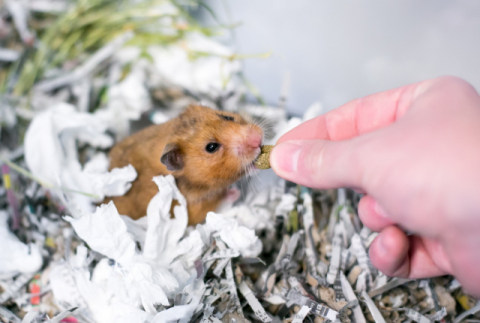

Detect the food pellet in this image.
[255,145,274,169]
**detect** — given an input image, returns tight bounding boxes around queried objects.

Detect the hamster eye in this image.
[205,142,220,153]
[220,115,234,122]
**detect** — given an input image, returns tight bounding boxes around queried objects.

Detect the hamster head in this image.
[160,105,263,189]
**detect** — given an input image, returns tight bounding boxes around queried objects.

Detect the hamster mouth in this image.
[244,150,262,174]
[239,150,261,177]
[236,147,262,179]
[252,148,262,169]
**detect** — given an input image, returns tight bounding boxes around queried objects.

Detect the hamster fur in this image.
[105,104,263,225]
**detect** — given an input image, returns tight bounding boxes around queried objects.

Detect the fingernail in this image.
[374,202,389,219]
[271,142,302,173]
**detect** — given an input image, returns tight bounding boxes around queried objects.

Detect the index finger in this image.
[278,82,422,143]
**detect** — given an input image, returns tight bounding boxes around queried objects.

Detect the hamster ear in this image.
[160,143,184,171]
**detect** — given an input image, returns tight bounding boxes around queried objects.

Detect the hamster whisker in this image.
[248,178,258,196]
[255,118,275,140]
[244,159,261,195]
[244,167,257,195]
[250,173,261,195]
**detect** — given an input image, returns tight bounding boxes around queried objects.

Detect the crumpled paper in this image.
[148,32,242,97]
[0,211,42,276]
[1,1,476,321]
[205,213,262,258]
[94,63,152,140]
[52,175,262,323]
[83,154,137,199]
[24,102,137,212]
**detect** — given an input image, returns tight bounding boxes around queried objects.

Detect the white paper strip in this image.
[225,260,242,314]
[49,307,78,323]
[327,224,343,284]
[368,278,412,298]
[292,305,311,323]
[0,48,20,62]
[203,249,240,262]
[303,193,319,276]
[287,290,338,321]
[288,276,308,296]
[428,307,447,322]
[201,315,223,323]
[361,291,386,323]
[0,273,34,303]
[351,234,371,274]
[212,258,230,278]
[0,307,21,323]
[448,279,461,292]
[5,0,34,44]
[339,206,355,241]
[34,32,134,92]
[340,272,366,323]
[402,308,431,323]
[453,302,480,323]
[239,281,272,322]
[21,311,38,323]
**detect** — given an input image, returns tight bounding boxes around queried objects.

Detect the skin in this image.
[269,76,480,296]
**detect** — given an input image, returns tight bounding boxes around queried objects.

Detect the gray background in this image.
[198,0,480,115]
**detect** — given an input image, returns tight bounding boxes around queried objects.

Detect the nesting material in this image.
[0,1,478,323]
[255,145,275,169]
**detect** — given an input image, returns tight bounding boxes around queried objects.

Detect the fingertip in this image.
[369,226,410,277]
[270,139,334,189]
[270,140,323,188]
[358,196,395,232]
[269,144,282,175]
[271,138,368,190]
[270,142,302,179]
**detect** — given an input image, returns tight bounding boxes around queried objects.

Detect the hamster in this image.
[105,104,263,225]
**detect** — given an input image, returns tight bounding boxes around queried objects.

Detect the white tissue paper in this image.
[95,64,152,140]
[54,175,261,323]
[148,32,241,97]
[220,187,281,231]
[205,212,262,258]
[0,211,42,275]
[83,154,138,200]
[24,103,137,212]
[2,0,465,317]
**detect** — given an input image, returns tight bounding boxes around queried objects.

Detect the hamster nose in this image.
[246,132,262,148]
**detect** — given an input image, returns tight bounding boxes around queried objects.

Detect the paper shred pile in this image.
[0,1,479,323]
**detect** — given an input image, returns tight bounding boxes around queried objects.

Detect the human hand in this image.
[270,76,480,295]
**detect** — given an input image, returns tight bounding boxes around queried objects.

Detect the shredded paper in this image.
[0,0,477,323]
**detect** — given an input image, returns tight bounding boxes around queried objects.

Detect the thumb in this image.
[270,139,367,190]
